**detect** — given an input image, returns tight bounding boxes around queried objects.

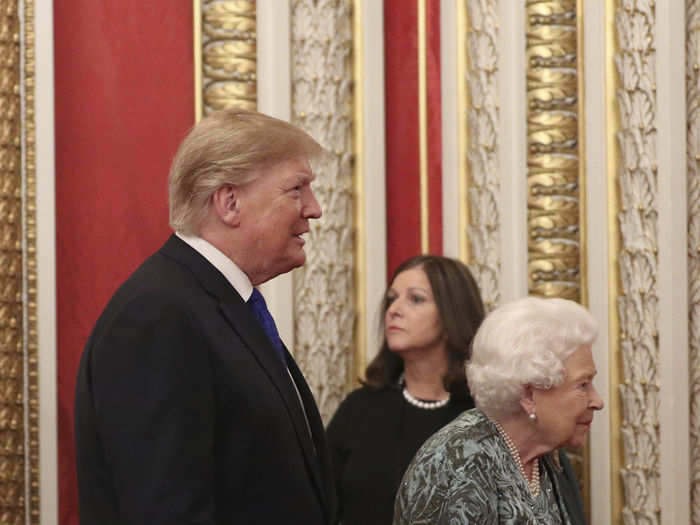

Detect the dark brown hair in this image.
[363,255,485,401]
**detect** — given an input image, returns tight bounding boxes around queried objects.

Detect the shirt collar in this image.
[175,232,253,301]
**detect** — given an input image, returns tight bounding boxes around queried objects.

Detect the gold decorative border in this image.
[24,0,40,518]
[193,0,257,120]
[525,0,589,516]
[418,0,429,253]
[352,0,366,383]
[606,4,622,524]
[525,0,583,303]
[1,0,40,522]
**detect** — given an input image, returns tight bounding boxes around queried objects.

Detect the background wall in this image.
[19,1,697,524]
[53,3,194,522]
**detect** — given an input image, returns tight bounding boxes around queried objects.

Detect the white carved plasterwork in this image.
[290,0,355,423]
[688,1,700,523]
[614,2,661,523]
[465,0,500,312]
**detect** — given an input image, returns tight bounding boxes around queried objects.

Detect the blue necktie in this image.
[247,288,286,364]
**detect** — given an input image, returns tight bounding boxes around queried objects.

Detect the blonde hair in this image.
[168,108,322,235]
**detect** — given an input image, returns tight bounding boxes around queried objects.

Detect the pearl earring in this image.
[528,412,537,422]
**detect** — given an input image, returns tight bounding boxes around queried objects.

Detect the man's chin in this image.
[280,252,307,274]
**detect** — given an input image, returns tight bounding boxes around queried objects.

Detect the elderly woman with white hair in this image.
[393,297,603,525]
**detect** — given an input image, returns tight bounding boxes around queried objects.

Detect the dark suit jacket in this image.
[75,235,336,524]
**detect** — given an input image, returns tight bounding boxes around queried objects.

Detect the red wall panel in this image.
[384,0,442,279]
[426,0,443,255]
[385,0,421,277]
[54,3,194,523]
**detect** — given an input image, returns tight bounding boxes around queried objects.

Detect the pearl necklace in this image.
[492,419,540,497]
[398,374,451,410]
[402,388,450,409]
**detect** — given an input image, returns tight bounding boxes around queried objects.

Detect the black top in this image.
[326,386,474,525]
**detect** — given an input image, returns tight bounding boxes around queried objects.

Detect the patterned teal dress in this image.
[393,408,573,524]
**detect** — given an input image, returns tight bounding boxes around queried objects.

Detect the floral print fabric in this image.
[393,408,571,525]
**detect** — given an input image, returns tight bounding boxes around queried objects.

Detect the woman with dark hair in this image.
[326,255,485,525]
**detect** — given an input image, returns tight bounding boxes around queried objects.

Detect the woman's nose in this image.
[590,385,604,410]
[387,299,402,317]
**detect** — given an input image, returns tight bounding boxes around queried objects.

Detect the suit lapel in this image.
[159,235,329,517]
[287,357,337,522]
[218,301,327,512]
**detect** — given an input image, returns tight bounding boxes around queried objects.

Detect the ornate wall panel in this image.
[525,0,582,302]
[197,0,257,117]
[688,1,700,523]
[0,0,39,523]
[464,0,500,312]
[525,0,588,500]
[290,0,355,423]
[614,2,661,523]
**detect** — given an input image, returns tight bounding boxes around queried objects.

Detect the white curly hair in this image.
[466,296,598,418]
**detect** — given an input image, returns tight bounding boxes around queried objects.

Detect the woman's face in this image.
[531,344,604,448]
[384,267,445,356]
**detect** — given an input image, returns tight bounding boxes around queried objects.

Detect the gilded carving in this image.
[464,0,501,312]
[688,1,700,523]
[525,0,587,500]
[199,1,257,114]
[290,0,355,423]
[614,2,661,523]
[0,0,39,522]
[526,0,581,302]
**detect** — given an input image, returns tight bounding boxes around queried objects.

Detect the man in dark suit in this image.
[74,109,336,524]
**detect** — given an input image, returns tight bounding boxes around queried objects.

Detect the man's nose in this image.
[303,188,322,219]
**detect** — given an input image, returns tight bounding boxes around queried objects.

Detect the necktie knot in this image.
[248,288,286,364]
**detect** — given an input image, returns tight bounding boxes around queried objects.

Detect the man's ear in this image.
[211,184,241,227]
[519,384,536,415]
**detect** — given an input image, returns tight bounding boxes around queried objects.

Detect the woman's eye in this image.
[410,295,425,304]
[386,295,397,306]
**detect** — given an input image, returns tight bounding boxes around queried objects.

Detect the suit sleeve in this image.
[89,295,216,524]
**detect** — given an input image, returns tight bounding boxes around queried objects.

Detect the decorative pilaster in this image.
[464,0,500,312]
[614,2,661,523]
[290,0,355,422]
[525,0,583,302]
[197,0,257,117]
